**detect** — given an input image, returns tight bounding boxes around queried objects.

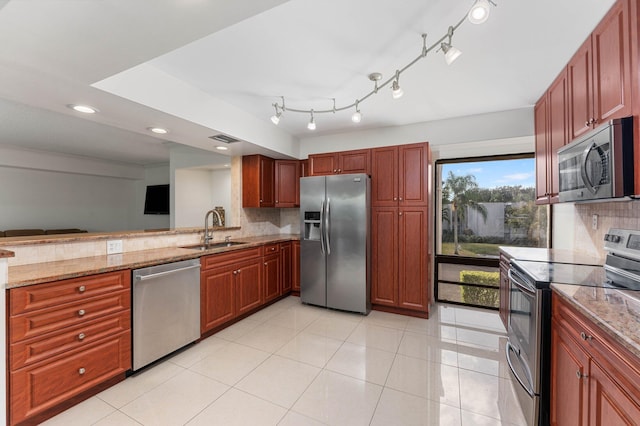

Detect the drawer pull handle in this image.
[78,368,86,375]
[78,333,86,341]
[78,285,86,293]
[580,332,592,341]
[576,370,588,379]
[78,309,86,317]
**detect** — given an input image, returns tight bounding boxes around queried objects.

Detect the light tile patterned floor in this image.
[42,297,527,426]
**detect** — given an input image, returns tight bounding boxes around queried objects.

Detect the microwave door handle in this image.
[581,143,598,194]
[506,342,535,397]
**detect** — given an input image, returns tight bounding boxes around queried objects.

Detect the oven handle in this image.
[508,268,536,297]
[506,341,535,398]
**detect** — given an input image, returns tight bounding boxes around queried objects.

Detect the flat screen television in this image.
[144,184,170,215]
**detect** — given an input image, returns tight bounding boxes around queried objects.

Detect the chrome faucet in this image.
[204,209,223,245]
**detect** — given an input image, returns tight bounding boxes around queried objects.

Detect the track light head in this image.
[270,111,281,125]
[468,0,491,24]
[307,110,316,130]
[391,70,404,99]
[351,101,362,123]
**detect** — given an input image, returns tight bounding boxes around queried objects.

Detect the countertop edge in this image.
[6,234,299,289]
[551,283,640,360]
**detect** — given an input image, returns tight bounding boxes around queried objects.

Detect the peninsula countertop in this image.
[7,234,299,288]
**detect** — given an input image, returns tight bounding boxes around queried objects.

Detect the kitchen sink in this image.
[180,241,247,251]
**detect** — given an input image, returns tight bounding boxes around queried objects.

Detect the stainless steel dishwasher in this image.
[132,258,200,371]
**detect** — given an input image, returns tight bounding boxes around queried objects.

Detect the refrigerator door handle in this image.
[325,197,331,255]
[319,199,326,255]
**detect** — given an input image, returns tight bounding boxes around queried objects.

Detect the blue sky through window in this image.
[442,158,535,189]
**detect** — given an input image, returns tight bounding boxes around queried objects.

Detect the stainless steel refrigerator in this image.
[300,173,371,314]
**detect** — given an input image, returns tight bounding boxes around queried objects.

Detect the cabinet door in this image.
[568,38,594,141]
[371,146,398,206]
[548,70,568,203]
[292,241,301,292]
[280,242,292,294]
[398,143,429,207]
[589,360,640,425]
[592,0,631,124]
[551,319,589,426]
[534,96,550,204]
[263,253,280,303]
[275,160,299,208]
[371,207,398,306]
[235,259,263,316]
[308,153,337,176]
[398,207,428,311]
[201,266,235,333]
[338,149,370,174]
[260,156,275,207]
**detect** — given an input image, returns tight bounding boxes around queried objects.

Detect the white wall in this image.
[299,107,535,160]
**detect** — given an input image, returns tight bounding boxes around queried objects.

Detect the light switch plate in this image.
[592,214,598,230]
[107,239,123,255]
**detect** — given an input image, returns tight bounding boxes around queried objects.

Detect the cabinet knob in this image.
[237,269,241,274]
[78,285,86,293]
[260,199,263,202]
[338,169,342,173]
[233,270,238,275]
[78,333,86,341]
[264,262,268,266]
[399,212,403,216]
[393,197,397,201]
[585,121,590,127]
[576,370,588,379]
[580,332,592,341]
[78,309,86,317]
[333,169,337,173]
[78,368,86,375]
[399,197,403,201]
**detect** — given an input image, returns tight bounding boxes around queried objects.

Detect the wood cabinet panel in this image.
[280,242,292,294]
[308,153,337,176]
[10,311,130,370]
[398,143,429,207]
[339,149,370,175]
[551,319,589,426]
[201,247,263,270]
[201,264,235,333]
[10,270,129,315]
[568,38,594,141]
[534,96,550,204]
[589,360,640,425]
[292,241,301,292]
[10,332,130,425]
[235,258,263,316]
[10,290,130,343]
[263,253,280,303]
[548,70,568,203]
[371,146,399,206]
[242,154,275,207]
[371,207,398,306]
[398,207,428,311]
[275,160,300,208]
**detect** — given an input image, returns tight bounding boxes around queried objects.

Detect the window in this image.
[435,154,549,308]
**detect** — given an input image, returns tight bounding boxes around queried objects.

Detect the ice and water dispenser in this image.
[303,211,321,241]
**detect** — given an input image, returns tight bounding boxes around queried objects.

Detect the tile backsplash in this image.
[553,199,640,258]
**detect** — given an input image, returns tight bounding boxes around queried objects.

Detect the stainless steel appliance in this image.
[300,173,371,314]
[132,259,200,371]
[506,228,640,425]
[558,116,634,203]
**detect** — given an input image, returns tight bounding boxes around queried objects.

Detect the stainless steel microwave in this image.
[557,116,635,202]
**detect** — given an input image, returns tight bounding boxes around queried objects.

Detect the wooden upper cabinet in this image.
[308,149,370,176]
[242,155,275,207]
[568,0,631,141]
[372,143,429,207]
[547,70,568,203]
[535,95,550,205]
[275,160,300,208]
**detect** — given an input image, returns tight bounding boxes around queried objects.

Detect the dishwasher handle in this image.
[135,264,200,281]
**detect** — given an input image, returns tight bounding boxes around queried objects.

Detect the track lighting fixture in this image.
[307,110,316,130]
[269,1,496,129]
[468,0,493,25]
[391,70,404,100]
[351,101,362,123]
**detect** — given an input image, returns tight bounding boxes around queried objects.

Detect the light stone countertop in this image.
[552,283,640,360]
[499,246,604,266]
[7,234,298,288]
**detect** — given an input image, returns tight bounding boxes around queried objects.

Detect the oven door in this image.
[507,267,541,425]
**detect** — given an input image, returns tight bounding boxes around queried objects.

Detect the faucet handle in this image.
[225,236,231,243]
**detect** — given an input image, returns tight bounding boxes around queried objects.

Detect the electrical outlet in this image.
[592,214,598,230]
[107,239,123,255]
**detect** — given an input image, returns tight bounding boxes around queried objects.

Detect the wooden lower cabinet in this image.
[8,270,131,426]
[280,242,292,294]
[372,206,428,314]
[263,252,280,303]
[292,241,301,292]
[235,258,263,315]
[551,293,640,425]
[200,263,236,332]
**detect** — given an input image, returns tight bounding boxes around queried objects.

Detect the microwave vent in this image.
[209,134,239,144]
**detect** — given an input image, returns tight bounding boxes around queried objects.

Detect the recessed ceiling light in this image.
[224,164,230,167]
[68,104,98,114]
[148,127,168,134]
[216,146,228,151]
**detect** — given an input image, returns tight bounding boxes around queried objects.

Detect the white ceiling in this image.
[0,0,618,165]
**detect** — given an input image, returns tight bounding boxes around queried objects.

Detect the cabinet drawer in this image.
[10,331,131,425]
[10,310,130,370]
[263,243,279,254]
[10,290,130,343]
[10,270,130,315]
[201,246,263,270]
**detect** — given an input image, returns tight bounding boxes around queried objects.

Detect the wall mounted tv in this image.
[144,184,170,215]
